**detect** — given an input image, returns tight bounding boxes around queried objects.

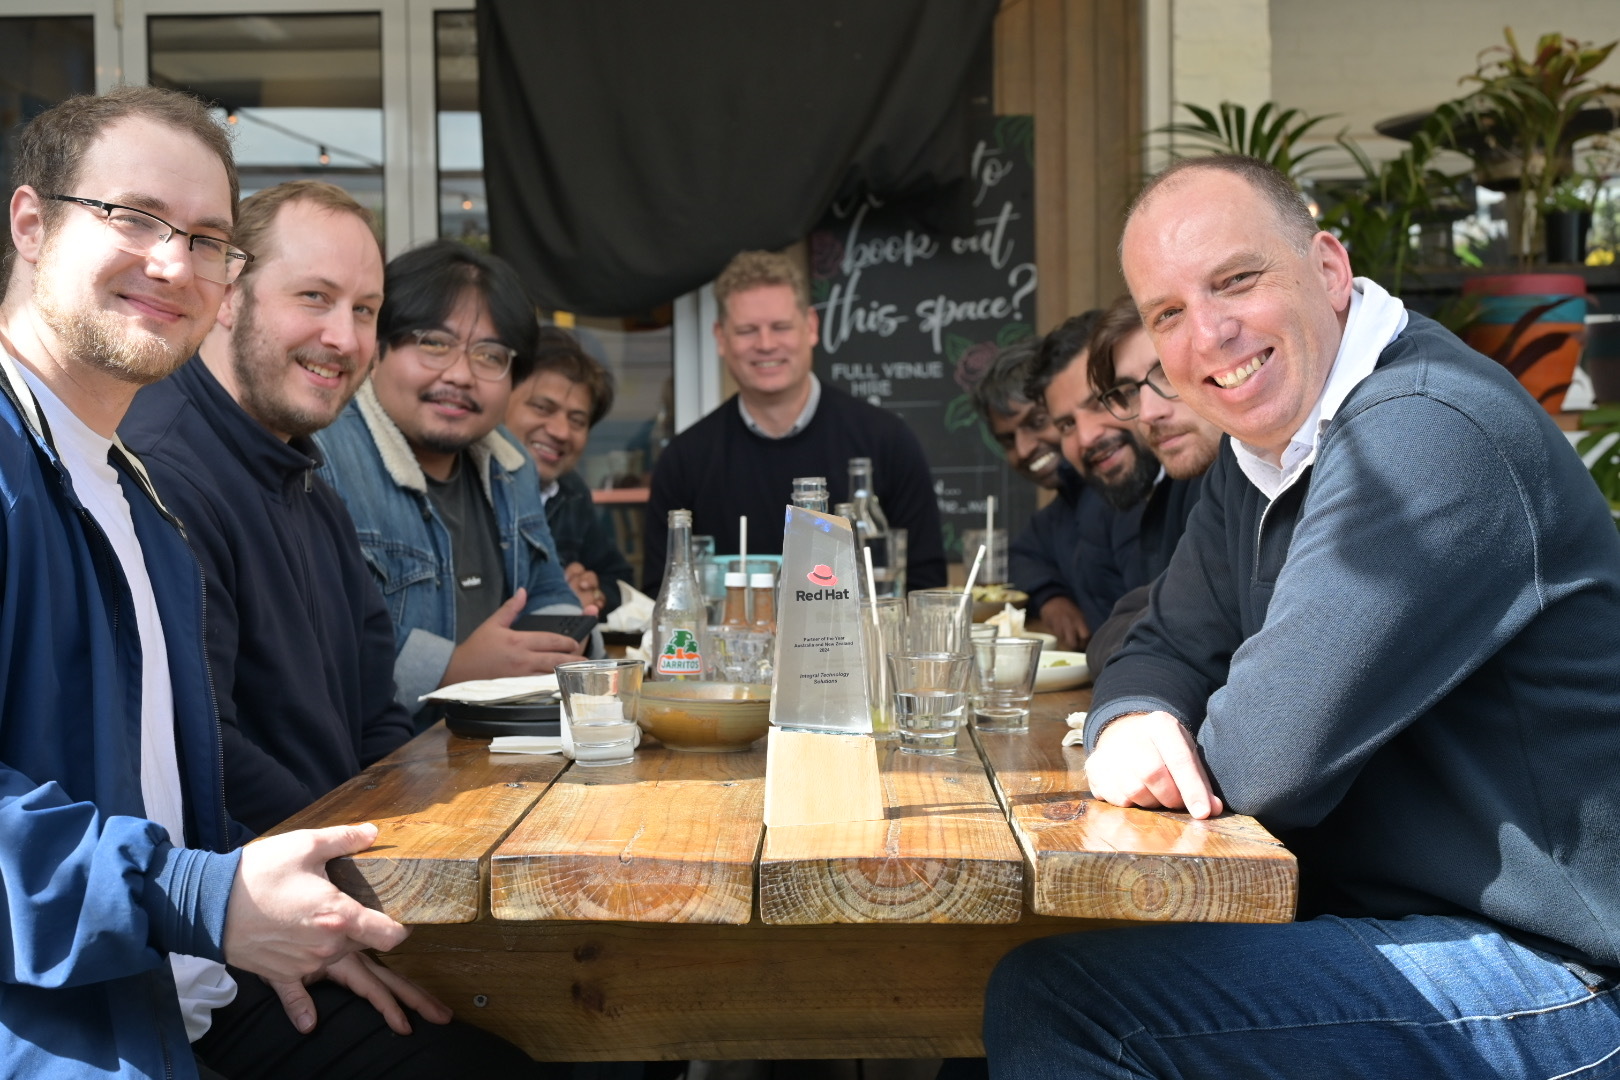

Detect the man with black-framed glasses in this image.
[316,240,587,716]
[1079,294,1223,670]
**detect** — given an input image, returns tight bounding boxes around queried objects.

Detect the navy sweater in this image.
[1009,464,1089,615]
[122,359,413,833]
[545,469,635,612]
[644,384,947,595]
[1071,473,1203,628]
[1089,314,1620,967]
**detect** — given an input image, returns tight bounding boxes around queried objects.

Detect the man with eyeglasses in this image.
[0,86,565,1080]
[504,326,635,615]
[316,240,586,715]
[1079,294,1222,670]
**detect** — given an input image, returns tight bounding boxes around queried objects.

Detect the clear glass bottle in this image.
[790,476,829,512]
[848,457,895,596]
[651,509,711,680]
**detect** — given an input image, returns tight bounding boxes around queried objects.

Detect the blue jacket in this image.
[546,469,635,614]
[121,359,414,834]
[314,381,578,707]
[1089,313,1620,968]
[0,354,242,1079]
[1009,464,1089,615]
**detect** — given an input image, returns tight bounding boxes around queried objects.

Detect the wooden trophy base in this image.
[763,727,885,827]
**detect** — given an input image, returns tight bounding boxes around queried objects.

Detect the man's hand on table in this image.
[267,951,453,1036]
[441,588,594,685]
[1084,711,1223,819]
[223,823,409,989]
[1037,596,1090,651]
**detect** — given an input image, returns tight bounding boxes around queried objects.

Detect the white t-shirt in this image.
[18,365,236,1040]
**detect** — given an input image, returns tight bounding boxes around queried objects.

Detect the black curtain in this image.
[476,0,999,316]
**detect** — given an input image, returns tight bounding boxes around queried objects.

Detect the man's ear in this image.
[10,187,46,265]
[803,304,820,350]
[1312,230,1355,313]
[214,282,242,332]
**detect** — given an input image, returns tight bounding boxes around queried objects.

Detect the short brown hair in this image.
[713,250,809,320]
[528,325,616,427]
[10,85,239,236]
[232,180,378,289]
[1086,294,1147,394]
[1124,154,1319,259]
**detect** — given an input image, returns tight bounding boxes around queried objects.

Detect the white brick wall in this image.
[1172,0,1274,117]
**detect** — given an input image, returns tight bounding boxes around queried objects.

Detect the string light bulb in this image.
[225,110,238,125]
[461,198,474,211]
[318,146,331,166]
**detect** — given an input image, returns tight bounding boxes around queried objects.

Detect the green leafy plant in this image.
[1446,29,1620,262]
[1153,101,1340,180]
[1575,404,1620,525]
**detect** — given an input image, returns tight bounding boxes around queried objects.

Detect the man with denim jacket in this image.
[316,241,586,711]
[0,86,551,1080]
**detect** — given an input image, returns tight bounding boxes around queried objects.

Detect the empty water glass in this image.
[859,596,906,737]
[887,651,973,755]
[556,659,642,766]
[970,636,1043,733]
[907,588,972,653]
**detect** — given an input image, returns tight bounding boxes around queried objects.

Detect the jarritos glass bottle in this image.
[651,509,711,680]
[848,457,895,595]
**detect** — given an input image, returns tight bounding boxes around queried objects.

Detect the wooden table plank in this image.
[267,724,566,923]
[381,915,1114,1061]
[489,746,765,924]
[976,691,1298,923]
[758,740,1025,925]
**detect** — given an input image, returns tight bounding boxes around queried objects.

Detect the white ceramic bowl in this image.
[1034,651,1090,692]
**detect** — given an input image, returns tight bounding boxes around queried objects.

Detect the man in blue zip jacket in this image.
[984,156,1620,1078]
[0,89,551,1078]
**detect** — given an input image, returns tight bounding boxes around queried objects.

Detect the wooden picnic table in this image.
[270,687,1296,1061]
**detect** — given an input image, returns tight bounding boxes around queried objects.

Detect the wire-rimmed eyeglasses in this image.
[1099,362,1179,421]
[45,195,252,285]
[400,328,517,382]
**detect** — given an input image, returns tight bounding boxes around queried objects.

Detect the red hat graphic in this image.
[806,564,838,587]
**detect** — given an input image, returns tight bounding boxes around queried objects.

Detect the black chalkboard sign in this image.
[809,115,1038,566]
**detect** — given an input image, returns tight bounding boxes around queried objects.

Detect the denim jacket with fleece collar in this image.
[314,380,579,708]
[0,351,242,1079]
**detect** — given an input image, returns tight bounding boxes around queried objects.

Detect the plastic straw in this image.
[958,543,986,626]
[985,495,996,585]
[864,546,885,729]
[739,515,750,624]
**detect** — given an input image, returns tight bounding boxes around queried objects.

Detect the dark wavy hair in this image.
[1026,309,1102,405]
[379,240,540,384]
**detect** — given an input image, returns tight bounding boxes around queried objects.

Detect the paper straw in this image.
[958,543,986,626]
[864,545,885,727]
[985,495,996,585]
[739,515,750,624]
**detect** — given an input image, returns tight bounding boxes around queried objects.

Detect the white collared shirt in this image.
[738,373,822,439]
[1232,278,1410,501]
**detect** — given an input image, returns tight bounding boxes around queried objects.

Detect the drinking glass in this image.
[961,528,1009,586]
[970,636,1043,733]
[710,625,774,684]
[907,588,972,653]
[859,596,906,737]
[887,651,972,755]
[965,623,997,712]
[556,659,642,766]
[884,528,908,598]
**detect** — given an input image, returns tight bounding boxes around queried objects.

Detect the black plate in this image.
[443,698,561,739]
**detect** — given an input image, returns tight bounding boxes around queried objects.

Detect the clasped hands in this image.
[1083,710,1224,819]
[223,823,451,1036]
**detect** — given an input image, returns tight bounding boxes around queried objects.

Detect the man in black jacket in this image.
[643,250,946,596]
[505,326,635,614]
[121,180,411,834]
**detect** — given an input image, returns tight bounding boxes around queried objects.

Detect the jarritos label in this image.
[656,627,704,675]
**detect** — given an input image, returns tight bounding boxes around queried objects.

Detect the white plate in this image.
[1034,651,1090,692]
[1018,630,1058,648]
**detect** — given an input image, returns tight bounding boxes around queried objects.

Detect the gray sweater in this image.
[1088,313,1620,968]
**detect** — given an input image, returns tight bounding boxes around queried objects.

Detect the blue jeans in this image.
[984,914,1620,1079]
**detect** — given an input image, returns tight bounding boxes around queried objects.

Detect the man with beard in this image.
[0,88,547,1079]
[316,241,585,713]
[121,181,414,834]
[1031,313,1165,631]
[971,335,1100,650]
[1079,294,1223,671]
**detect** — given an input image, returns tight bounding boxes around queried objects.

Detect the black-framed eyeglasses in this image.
[44,195,252,285]
[1099,362,1179,420]
[401,328,517,382]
